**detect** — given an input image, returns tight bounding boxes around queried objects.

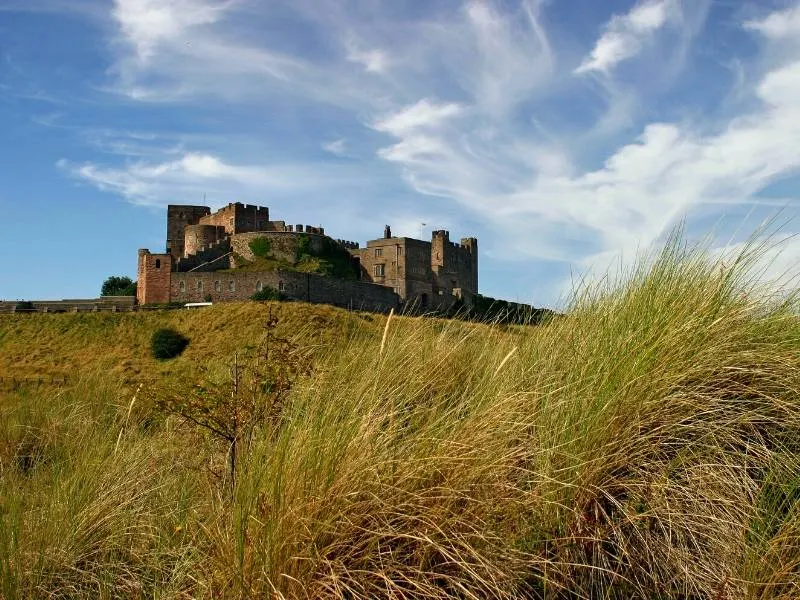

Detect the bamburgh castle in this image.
[137,202,478,313]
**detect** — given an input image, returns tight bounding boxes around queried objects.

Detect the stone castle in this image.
[137,202,478,313]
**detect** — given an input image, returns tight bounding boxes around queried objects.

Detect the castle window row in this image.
[175,278,293,296]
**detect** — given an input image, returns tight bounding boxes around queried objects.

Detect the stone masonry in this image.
[138,203,479,312]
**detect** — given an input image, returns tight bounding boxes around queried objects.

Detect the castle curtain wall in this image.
[170,269,398,313]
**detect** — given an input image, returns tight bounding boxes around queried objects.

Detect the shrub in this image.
[295,234,311,261]
[150,328,189,360]
[203,294,213,303]
[248,237,272,259]
[101,276,136,296]
[14,300,35,312]
[251,286,283,302]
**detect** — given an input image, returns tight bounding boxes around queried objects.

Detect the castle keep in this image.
[137,203,478,312]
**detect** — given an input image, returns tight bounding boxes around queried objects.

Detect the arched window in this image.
[214,281,221,292]
[278,280,285,292]
[256,281,263,292]
[155,259,161,269]
[229,280,236,292]
[179,281,186,293]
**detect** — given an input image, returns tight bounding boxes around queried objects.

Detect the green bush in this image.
[14,301,35,312]
[248,237,272,259]
[250,286,283,302]
[101,276,136,296]
[150,328,189,360]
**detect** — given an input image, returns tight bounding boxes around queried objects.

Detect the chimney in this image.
[384,225,392,239]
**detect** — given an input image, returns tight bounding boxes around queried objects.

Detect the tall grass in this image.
[1,236,799,598]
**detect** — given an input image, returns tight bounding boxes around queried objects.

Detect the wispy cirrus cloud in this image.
[744,4,800,41]
[575,1,676,75]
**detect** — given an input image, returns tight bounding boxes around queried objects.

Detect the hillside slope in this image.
[0,301,385,384]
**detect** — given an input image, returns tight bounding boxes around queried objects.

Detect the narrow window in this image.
[374,264,385,277]
[279,280,285,292]
[229,280,236,292]
[214,280,221,292]
[155,259,161,269]
[374,248,383,258]
[197,281,203,292]
[179,281,186,293]
[256,281,263,292]
[398,247,403,256]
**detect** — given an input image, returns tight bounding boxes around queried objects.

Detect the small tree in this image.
[153,313,311,489]
[101,276,137,296]
[250,286,283,301]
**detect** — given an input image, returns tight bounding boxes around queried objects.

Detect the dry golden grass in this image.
[1,236,799,598]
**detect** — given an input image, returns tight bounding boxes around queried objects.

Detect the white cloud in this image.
[575,0,674,74]
[112,0,230,64]
[57,152,357,206]
[373,99,464,137]
[371,48,800,268]
[322,139,347,156]
[345,40,389,74]
[744,4,800,40]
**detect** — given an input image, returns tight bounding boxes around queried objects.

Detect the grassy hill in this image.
[2,240,800,599]
[0,302,382,385]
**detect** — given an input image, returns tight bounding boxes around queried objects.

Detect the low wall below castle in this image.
[170,269,399,313]
[0,296,136,313]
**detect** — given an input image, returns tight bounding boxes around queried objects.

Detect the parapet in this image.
[459,237,478,251]
[337,239,360,250]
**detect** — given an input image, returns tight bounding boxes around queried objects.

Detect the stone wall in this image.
[0,296,136,313]
[170,269,399,313]
[174,238,232,272]
[184,224,226,257]
[199,202,270,234]
[231,231,327,264]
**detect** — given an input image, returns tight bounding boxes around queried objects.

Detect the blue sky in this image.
[1,0,799,307]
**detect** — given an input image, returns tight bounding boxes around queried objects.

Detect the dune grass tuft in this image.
[1,235,799,598]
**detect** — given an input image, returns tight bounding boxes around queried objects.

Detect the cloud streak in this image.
[575,1,674,74]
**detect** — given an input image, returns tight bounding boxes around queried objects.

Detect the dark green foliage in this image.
[295,234,311,261]
[295,235,359,280]
[248,237,272,259]
[251,286,284,302]
[14,301,35,312]
[150,328,190,360]
[203,294,213,303]
[101,276,137,297]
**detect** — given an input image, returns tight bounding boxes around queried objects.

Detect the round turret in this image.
[184,224,226,257]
